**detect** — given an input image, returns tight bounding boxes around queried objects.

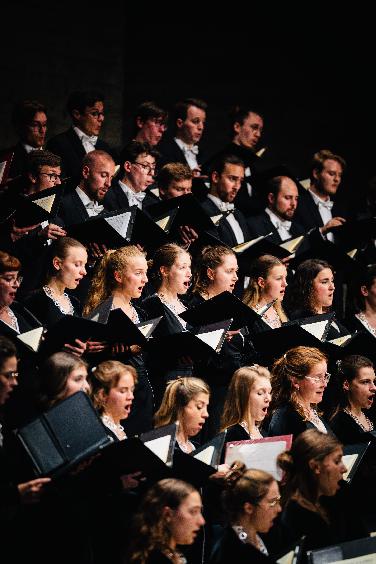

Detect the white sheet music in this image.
[35,194,55,213]
[17,327,44,352]
[144,435,171,463]
[194,445,215,465]
[342,454,358,482]
[137,322,153,338]
[0,160,6,183]
[105,211,132,238]
[196,329,223,350]
[301,320,328,340]
[225,440,287,480]
[332,555,376,563]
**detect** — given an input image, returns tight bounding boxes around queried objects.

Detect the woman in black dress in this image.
[221,364,271,442]
[210,468,281,563]
[346,264,376,337]
[128,478,205,564]
[268,346,332,439]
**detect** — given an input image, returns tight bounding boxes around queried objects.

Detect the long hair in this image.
[44,237,86,284]
[277,429,341,505]
[148,243,189,291]
[90,360,137,414]
[270,346,327,420]
[242,254,288,322]
[222,468,275,524]
[154,377,210,428]
[221,365,270,432]
[350,264,376,314]
[331,355,374,419]
[83,246,145,315]
[38,352,88,410]
[128,478,197,564]
[284,259,332,315]
[192,245,236,297]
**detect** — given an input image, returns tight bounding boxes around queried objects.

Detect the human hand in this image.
[64,338,87,356]
[39,223,67,240]
[321,217,346,234]
[10,220,41,241]
[18,477,51,504]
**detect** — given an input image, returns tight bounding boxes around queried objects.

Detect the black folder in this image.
[342,441,371,484]
[140,422,177,467]
[12,186,63,227]
[41,315,110,355]
[15,391,112,477]
[307,535,376,563]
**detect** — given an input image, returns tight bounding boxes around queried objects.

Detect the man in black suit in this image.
[57,149,115,227]
[201,153,250,247]
[294,149,348,243]
[157,162,193,200]
[132,101,168,147]
[157,98,207,175]
[247,175,304,243]
[47,90,116,183]
[2,100,48,182]
[104,141,159,212]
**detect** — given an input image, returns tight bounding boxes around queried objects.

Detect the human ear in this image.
[360,285,369,297]
[343,379,350,392]
[52,257,61,271]
[207,267,215,281]
[243,501,254,516]
[257,276,265,289]
[309,459,320,475]
[114,270,123,284]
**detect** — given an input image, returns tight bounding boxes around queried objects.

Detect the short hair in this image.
[44,237,86,284]
[266,175,297,198]
[310,149,346,180]
[157,162,193,189]
[67,90,104,116]
[192,245,236,296]
[221,365,271,432]
[38,352,88,410]
[0,336,17,371]
[81,149,114,170]
[284,259,333,315]
[90,361,137,414]
[134,101,168,124]
[229,105,264,128]
[271,346,328,419]
[210,153,245,177]
[222,468,275,524]
[278,429,341,504]
[119,140,157,165]
[12,100,47,131]
[155,377,210,427]
[173,98,207,122]
[26,150,62,176]
[0,251,21,274]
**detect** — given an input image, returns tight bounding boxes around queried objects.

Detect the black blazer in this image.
[200,197,250,247]
[210,527,276,564]
[247,211,306,244]
[294,189,348,234]
[47,127,115,183]
[103,181,159,212]
[156,135,204,169]
[268,403,331,440]
[56,189,108,227]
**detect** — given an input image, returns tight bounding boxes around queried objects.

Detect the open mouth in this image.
[183,280,191,288]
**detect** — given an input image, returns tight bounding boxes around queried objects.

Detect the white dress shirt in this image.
[265,208,292,241]
[118,180,146,209]
[309,189,334,242]
[207,194,244,244]
[175,138,199,171]
[75,186,103,217]
[73,126,98,153]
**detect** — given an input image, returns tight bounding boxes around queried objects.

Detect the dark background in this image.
[0,3,373,194]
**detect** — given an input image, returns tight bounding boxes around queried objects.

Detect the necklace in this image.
[254,303,281,329]
[101,414,126,440]
[355,312,376,337]
[43,285,74,315]
[163,548,187,564]
[176,437,195,454]
[158,292,187,327]
[232,526,268,554]
[343,407,374,432]
[309,408,327,433]
[0,306,19,333]
[240,420,262,439]
[112,297,139,323]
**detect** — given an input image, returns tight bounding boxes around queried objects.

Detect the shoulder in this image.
[269,404,306,437]
[225,424,250,443]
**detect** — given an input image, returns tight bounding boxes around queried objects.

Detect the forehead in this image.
[137,152,155,163]
[308,359,327,373]
[84,101,104,112]
[39,165,61,173]
[179,490,201,510]
[188,392,209,405]
[115,371,135,387]
[355,366,375,380]
[91,157,115,173]
[169,178,192,189]
[218,253,238,269]
[322,159,343,173]
[314,267,333,280]
[65,246,87,261]
[0,269,19,277]
[323,446,343,462]
[279,177,298,196]
[243,112,263,127]
[222,163,244,177]
[252,375,271,389]
[267,264,286,277]
[174,251,191,265]
[127,256,148,269]
[186,105,206,120]
[31,111,47,123]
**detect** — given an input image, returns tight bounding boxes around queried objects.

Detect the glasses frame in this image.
[132,161,156,175]
[0,371,19,380]
[39,172,62,182]
[305,372,331,384]
[0,275,23,285]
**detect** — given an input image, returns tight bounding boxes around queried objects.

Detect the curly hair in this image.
[128,478,197,563]
[270,346,327,420]
[221,365,270,432]
[191,245,236,297]
[242,254,288,322]
[154,377,210,428]
[83,246,145,316]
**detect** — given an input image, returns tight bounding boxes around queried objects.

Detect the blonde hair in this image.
[83,246,145,315]
[242,255,288,322]
[90,360,137,414]
[221,365,270,432]
[270,346,327,420]
[154,377,210,427]
[192,245,236,296]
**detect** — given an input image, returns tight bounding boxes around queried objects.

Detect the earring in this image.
[296,385,300,390]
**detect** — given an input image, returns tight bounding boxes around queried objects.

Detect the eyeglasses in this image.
[149,117,167,129]
[39,172,62,182]
[0,275,23,285]
[86,110,105,119]
[132,161,156,175]
[262,495,281,508]
[0,371,18,380]
[305,373,331,384]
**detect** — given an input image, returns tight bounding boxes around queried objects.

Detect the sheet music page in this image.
[225,440,287,480]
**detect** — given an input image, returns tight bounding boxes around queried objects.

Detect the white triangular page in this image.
[144,435,171,463]
[301,320,328,340]
[193,445,215,465]
[137,322,154,338]
[35,194,55,213]
[233,234,266,253]
[225,440,287,481]
[210,214,223,225]
[196,329,223,351]
[17,327,44,352]
[156,215,171,231]
[329,334,352,346]
[104,211,132,238]
[342,454,358,482]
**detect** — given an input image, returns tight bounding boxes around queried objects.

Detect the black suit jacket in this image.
[47,128,115,183]
[103,181,159,212]
[56,189,107,227]
[247,211,305,244]
[294,189,348,234]
[156,135,204,168]
[200,197,250,247]
[7,142,29,179]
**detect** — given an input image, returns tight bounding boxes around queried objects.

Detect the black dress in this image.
[268,403,332,440]
[210,527,276,563]
[23,287,82,328]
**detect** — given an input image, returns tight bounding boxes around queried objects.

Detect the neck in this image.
[121,176,142,193]
[245,413,257,435]
[158,284,178,302]
[348,401,363,417]
[112,289,132,308]
[47,278,66,296]
[0,303,9,315]
[79,182,95,201]
[176,133,193,148]
[298,395,312,414]
[235,515,258,547]
[177,427,189,446]
[364,302,376,317]
[205,286,220,299]
[104,411,120,426]
[310,185,329,202]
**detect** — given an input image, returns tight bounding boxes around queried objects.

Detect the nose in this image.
[81,267,87,276]
[82,381,90,394]
[55,177,62,185]
[233,272,239,281]
[370,382,376,392]
[143,273,148,283]
[198,513,205,526]
[128,390,134,401]
[202,407,209,419]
